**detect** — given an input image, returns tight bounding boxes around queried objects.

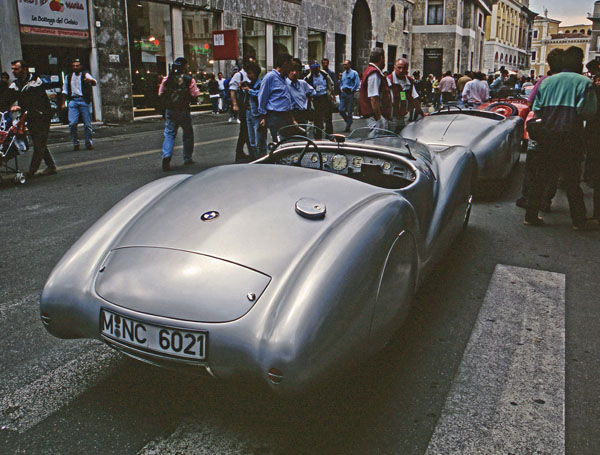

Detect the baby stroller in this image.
[0,110,28,185]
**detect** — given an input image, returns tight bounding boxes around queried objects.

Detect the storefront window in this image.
[182,10,220,81]
[127,0,172,112]
[242,18,266,73]
[273,24,295,61]
[308,30,325,63]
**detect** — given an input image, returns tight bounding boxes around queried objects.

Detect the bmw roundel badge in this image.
[201,211,219,222]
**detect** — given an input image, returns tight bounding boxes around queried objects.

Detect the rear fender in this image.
[416,145,475,268]
[257,195,417,389]
[369,229,418,349]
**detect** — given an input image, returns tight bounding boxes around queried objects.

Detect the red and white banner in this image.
[17,0,89,33]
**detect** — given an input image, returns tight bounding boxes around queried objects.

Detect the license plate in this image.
[100,310,207,361]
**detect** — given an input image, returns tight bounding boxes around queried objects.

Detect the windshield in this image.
[277,124,330,141]
[273,125,416,159]
[345,127,400,141]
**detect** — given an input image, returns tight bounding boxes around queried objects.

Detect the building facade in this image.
[588,1,600,62]
[1,0,415,123]
[411,0,492,79]
[530,13,591,77]
[483,0,536,73]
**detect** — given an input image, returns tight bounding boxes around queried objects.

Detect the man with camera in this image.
[158,57,200,171]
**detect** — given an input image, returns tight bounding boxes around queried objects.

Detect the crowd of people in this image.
[190,49,428,163]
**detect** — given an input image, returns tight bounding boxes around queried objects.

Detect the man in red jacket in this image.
[387,58,424,133]
[359,48,392,131]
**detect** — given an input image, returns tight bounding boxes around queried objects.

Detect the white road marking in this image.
[0,345,120,433]
[53,117,349,170]
[137,420,276,455]
[0,292,38,323]
[426,264,566,454]
[57,136,238,171]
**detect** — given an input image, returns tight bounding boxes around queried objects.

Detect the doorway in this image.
[423,48,443,78]
[351,0,372,72]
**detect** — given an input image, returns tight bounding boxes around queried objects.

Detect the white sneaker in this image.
[228,117,233,123]
[236,119,241,124]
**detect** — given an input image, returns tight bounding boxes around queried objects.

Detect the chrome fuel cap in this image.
[295,198,326,220]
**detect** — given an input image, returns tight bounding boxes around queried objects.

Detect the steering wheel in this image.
[271,135,323,170]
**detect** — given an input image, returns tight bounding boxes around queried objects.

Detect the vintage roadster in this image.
[401,108,523,182]
[40,128,476,392]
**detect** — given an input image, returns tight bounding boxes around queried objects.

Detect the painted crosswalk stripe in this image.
[0,346,120,433]
[137,420,275,455]
[426,264,566,454]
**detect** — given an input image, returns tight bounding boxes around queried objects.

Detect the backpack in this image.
[223,77,232,103]
[159,73,192,111]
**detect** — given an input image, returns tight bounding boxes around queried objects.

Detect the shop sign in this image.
[212,30,239,60]
[17,0,90,38]
[135,41,162,52]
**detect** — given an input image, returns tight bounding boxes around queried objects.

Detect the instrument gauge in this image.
[332,154,348,171]
[383,162,392,171]
[290,154,300,164]
[352,156,364,167]
[322,154,328,163]
[311,154,319,163]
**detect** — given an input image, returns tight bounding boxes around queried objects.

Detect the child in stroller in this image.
[0,110,28,184]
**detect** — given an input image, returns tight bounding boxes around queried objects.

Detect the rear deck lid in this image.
[95,247,271,323]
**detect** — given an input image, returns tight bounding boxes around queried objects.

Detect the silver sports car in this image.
[40,128,476,392]
[401,108,523,182]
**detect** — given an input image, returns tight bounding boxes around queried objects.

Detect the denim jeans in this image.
[339,91,354,127]
[247,114,267,159]
[162,109,194,161]
[68,97,93,147]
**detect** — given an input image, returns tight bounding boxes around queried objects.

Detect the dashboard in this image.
[276,149,417,184]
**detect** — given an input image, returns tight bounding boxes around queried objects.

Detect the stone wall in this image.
[93,0,133,123]
[0,0,23,75]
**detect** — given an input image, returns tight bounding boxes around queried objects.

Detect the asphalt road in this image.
[0,114,598,454]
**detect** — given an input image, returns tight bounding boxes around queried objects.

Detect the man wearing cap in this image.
[339,59,360,132]
[305,60,335,138]
[61,58,97,151]
[359,47,392,131]
[158,57,200,171]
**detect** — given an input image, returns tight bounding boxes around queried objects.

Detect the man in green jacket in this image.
[525,46,598,229]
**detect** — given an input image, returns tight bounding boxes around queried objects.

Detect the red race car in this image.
[478,97,532,150]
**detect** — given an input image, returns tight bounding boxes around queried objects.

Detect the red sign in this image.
[20,26,89,39]
[212,30,239,60]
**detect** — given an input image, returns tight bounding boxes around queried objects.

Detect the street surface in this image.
[1,113,599,454]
